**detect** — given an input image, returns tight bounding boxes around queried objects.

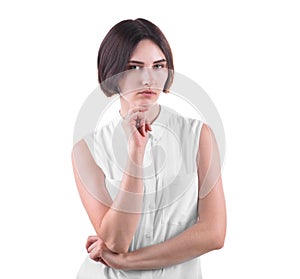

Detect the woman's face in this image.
[118,39,168,108]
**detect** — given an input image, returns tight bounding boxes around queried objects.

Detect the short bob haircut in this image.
[97,18,174,97]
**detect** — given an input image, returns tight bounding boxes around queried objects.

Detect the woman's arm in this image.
[90,124,226,270]
[72,106,152,254]
[101,180,225,270]
[72,140,145,253]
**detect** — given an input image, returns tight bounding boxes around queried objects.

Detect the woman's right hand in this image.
[121,106,152,151]
[86,235,110,265]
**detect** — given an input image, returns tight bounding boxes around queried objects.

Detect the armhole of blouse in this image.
[197,120,205,148]
[186,118,205,173]
[191,118,205,155]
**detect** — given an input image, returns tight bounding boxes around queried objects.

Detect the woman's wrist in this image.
[128,146,145,164]
[123,147,145,179]
[120,252,135,271]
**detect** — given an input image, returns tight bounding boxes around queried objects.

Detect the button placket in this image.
[144,136,156,243]
[149,136,157,214]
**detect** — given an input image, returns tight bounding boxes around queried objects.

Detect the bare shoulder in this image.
[199,123,215,145]
[197,123,215,159]
[72,138,88,156]
[71,137,104,178]
[72,136,97,162]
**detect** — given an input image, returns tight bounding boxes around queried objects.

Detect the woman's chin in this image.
[134,99,157,108]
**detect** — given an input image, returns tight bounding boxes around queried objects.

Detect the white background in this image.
[1,0,299,278]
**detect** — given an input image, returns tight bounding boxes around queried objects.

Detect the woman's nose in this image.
[142,68,154,87]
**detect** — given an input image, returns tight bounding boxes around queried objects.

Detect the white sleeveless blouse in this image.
[78,104,204,279]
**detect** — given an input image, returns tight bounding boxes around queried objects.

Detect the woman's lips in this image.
[138,90,156,96]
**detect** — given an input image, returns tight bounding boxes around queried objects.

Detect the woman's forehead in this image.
[129,39,166,63]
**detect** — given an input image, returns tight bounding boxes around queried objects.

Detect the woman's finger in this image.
[128,111,146,122]
[145,119,152,132]
[89,245,100,261]
[86,235,99,250]
[125,106,148,119]
[87,240,98,253]
[125,111,149,137]
[136,117,146,137]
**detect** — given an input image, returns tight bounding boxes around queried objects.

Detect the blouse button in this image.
[148,204,155,210]
[145,232,151,238]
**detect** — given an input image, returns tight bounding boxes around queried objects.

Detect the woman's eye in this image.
[128,65,141,70]
[153,64,164,69]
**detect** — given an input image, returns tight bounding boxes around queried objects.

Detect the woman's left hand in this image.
[86,235,128,270]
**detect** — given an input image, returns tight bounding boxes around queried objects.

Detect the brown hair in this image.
[97,18,174,97]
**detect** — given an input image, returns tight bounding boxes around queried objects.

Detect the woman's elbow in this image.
[213,233,225,250]
[107,242,129,254]
[98,231,130,254]
[211,227,226,250]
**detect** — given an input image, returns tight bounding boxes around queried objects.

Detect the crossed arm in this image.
[71,123,226,270]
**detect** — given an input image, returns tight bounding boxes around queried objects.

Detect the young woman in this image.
[72,18,226,279]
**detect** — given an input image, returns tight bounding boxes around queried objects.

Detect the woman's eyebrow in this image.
[128,60,144,64]
[153,59,167,64]
[128,59,167,64]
